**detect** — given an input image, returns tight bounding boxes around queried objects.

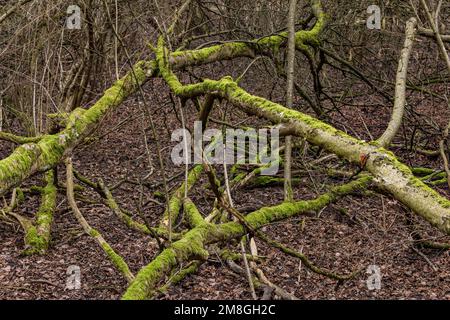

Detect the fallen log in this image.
[23,170,57,254]
[156,38,450,236]
[122,176,371,299]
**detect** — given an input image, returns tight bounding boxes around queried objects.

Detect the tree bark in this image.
[284,0,297,202]
[155,40,450,235]
[378,18,417,147]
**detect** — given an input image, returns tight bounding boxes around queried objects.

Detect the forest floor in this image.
[1,69,450,300]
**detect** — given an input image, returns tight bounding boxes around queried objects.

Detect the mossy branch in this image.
[23,170,57,255]
[156,260,202,295]
[0,131,42,144]
[122,176,370,300]
[157,42,450,234]
[159,165,204,230]
[66,158,134,283]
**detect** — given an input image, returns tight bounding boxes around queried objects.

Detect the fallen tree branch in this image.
[420,240,450,250]
[66,157,134,283]
[159,165,204,230]
[418,27,450,43]
[248,237,298,300]
[122,176,370,299]
[23,170,57,254]
[378,18,417,147]
[72,171,178,240]
[156,260,202,296]
[156,39,450,235]
[227,259,298,300]
[0,131,42,144]
[283,0,297,202]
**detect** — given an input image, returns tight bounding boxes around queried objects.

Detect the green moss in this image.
[89,228,100,237]
[215,176,372,240]
[0,144,41,194]
[170,42,254,69]
[154,191,164,199]
[412,167,436,176]
[370,149,450,225]
[157,261,201,294]
[250,176,301,187]
[160,165,204,228]
[123,221,211,300]
[171,226,210,261]
[100,241,133,281]
[122,212,150,234]
[16,188,25,202]
[25,170,57,254]
[183,198,204,228]
[104,191,152,235]
[35,186,56,226]
[231,172,246,185]
[38,135,66,169]
[219,249,260,262]
[123,176,369,300]
[373,149,450,210]
[430,178,447,186]
[176,76,362,163]
[157,39,450,234]
[23,226,47,255]
[122,248,178,300]
[295,4,326,48]
[168,3,326,70]
[0,132,42,144]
